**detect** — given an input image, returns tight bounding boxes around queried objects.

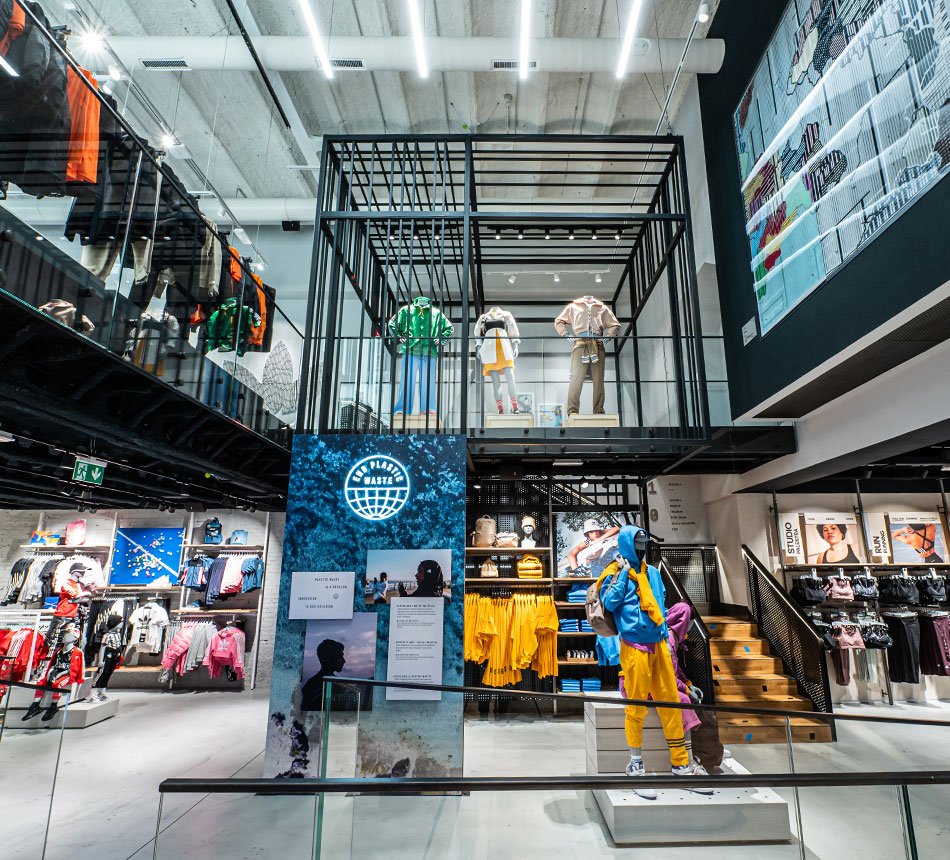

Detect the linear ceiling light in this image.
[697,3,711,24]
[297,0,334,79]
[407,0,428,79]
[519,0,531,80]
[0,55,18,77]
[616,0,644,79]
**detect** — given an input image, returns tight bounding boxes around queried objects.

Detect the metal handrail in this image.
[159,770,950,796]
[659,559,715,703]
[322,677,950,728]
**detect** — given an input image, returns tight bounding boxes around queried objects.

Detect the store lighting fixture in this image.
[581,480,589,489]
[407,0,429,79]
[473,483,482,489]
[508,274,517,284]
[697,3,711,24]
[595,274,602,283]
[591,230,598,240]
[615,229,622,240]
[77,28,106,56]
[544,229,551,240]
[297,0,334,79]
[254,261,266,272]
[519,0,531,80]
[108,65,121,81]
[495,229,501,240]
[553,273,560,283]
[101,83,112,95]
[616,0,644,79]
[0,55,19,77]
[160,133,178,149]
[568,229,575,240]
[518,228,524,239]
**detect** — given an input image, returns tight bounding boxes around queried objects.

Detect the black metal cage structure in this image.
[298,134,713,462]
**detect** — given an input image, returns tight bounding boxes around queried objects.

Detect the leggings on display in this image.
[93,647,121,689]
[885,615,921,684]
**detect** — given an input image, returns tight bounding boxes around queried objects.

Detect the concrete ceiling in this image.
[61,0,720,204]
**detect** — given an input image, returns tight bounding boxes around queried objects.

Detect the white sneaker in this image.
[625,758,657,800]
[672,762,715,794]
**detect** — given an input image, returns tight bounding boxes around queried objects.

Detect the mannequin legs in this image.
[618,639,688,767]
[567,339,606,415]
[488,367,517,413]
[395,353,438,414]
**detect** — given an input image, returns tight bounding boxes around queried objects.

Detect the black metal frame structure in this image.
[298,134,717,465]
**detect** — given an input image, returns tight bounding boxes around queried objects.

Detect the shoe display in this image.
[672,763,715,795]
[625,758,657,800]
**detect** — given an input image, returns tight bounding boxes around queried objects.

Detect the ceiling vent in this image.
[492,59,537,70]
[141,58,191,70]
[330,58,365,69]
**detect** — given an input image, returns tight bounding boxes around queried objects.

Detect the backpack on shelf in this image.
[471,516,497,547]
[204,518,223,545]
[480,559,499,578]
[65,519,87,547]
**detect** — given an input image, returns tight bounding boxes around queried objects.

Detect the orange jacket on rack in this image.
[65,66,101,184]
[0,0,25,58]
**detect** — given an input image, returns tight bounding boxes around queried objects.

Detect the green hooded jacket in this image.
[387,297,454,357]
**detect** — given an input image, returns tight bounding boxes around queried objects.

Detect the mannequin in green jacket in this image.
[387,296,454,414]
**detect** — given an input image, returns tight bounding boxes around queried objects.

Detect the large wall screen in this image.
[735,0,950,333]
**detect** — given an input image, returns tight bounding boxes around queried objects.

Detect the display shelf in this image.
[19,544,112,551]
[465,547,551,554]
[557,631,596,637]
[182,544,265,550]
[465,577,552,584]
[172,607,259,613]
[785,563,950,569]
[554,601,588,608]
[558,658,599,665]
[554,576,596,582]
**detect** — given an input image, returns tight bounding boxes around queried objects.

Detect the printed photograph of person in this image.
[365,548,452,603]
[890,514,948,564]
[300,613,377,711]
[556,511,635,578]
[807,521,866,565]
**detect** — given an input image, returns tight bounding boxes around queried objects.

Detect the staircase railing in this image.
[660,544,722,612]
[660,560,715,705]
[742,545,834,723]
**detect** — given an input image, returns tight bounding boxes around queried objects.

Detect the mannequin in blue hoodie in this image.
[600,525,709,795]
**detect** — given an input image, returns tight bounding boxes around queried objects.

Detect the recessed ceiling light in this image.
[581,479,590,488]
[616,0,644,79]
[407,0,428,79]
[108,65,121,81]
[297,0,334,78]
[160,133,177,149]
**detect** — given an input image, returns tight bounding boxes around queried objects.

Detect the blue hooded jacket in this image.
[599,525,668,644]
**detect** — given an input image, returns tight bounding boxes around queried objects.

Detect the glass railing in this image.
[147,678,950,859]
[0,677,72,858]
[0,3,303,441]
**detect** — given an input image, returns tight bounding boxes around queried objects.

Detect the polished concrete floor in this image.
[1,691,948,859]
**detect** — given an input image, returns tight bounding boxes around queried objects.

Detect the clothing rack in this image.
[0,609,49,685]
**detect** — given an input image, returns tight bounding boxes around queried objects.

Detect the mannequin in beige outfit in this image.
[554,296,620,414]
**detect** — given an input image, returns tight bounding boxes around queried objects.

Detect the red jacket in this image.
[55,578,91,618]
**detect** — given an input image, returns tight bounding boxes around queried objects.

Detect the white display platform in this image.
[6,678,93,709]
[391,414,442,429]
[565,413,620,428]
[585,694,791,846]
[14,696,119,729]
[485,414,535,428]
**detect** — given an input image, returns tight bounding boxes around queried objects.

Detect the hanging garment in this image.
[919,615,950,676]
[205,298,260,356]
[127,602,169,653]
[885,615,921,684]
[65,65,100,184]
[204,625,246,679]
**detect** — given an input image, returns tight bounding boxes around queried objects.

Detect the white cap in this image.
[583,519,602,535]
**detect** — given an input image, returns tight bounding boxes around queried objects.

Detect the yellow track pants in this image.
[619,638,688,767]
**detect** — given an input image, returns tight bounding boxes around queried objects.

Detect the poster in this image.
[803,513,866,565]
[364,549,452,605]
[555,510,637,577]
[386,598,444,701]
[538,402,564,427]
[109,527,184,584]
[888,512,948,565]
[516,392,535,414]
[289,571,355,619]
[778,513,806,565]
[300,614,376,711]
[265,434,465,779]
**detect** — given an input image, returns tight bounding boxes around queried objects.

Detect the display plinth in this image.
[585,695,790,845]
[6,678,93,709]
[485,414,535,428]
[13,696,119,729]
[391,414,443,429]
[565,414,620,428]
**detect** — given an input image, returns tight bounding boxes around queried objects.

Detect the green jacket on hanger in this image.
[387,296,454,357]
[205,297,261,356]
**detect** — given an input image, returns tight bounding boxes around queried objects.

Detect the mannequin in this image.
[89,614,124,702]
[554,296,620,415]
[22,625,85,722]
[46,565,93,655]
[388,296,454,414]
[473,307,521,414]
[598,526,712,796]
[521,515,537,548]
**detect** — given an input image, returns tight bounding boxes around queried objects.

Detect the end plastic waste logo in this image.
[344,455,410,521]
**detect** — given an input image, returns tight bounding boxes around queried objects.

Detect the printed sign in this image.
[864,513,890,564]
[887,513,948,565]
[344,455,411,521]
[803,513,866,565]
[779,513,806,565]
[288,571,355,620]
[386,598,444,701]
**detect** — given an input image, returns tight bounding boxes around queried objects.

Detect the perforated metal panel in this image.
[746,553,833,716]
[661,545,720,607]
[660,562,715,706]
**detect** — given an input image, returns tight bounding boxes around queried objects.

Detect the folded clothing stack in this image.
[579,619,594,633]
[567,586,587,603]
[517,554,544,579]
[582,678,601,691]
[560,679,582,693]
[559,619,580,632]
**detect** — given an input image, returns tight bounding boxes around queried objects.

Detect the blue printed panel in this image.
[110,527,184,584]
[265,434,466,778]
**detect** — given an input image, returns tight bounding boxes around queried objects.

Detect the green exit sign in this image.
[73,457,106,485]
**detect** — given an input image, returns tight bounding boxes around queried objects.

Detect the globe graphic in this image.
[344,456,410,521]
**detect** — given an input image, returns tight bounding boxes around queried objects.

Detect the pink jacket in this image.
[203,627,246,679]
[161,625,195,673]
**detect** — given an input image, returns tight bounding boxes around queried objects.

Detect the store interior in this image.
[3,0,950,857]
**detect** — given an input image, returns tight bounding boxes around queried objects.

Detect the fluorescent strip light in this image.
[407,0,428,78]
[616,0,644,79]
[0,55,18,77]
[519,0,531,80]
[297,0,334,79]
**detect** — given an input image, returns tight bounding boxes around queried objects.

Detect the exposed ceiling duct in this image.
[104,35,724,75]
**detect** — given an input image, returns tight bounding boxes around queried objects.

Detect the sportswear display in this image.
[474,307,520,414]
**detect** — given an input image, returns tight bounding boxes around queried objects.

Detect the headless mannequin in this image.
[91,614,124,702]
[474,306,520,414]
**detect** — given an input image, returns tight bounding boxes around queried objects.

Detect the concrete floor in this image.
[1,692,948,859]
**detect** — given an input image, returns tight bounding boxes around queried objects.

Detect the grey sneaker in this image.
[672,762,715,794]
[625,758,657,800]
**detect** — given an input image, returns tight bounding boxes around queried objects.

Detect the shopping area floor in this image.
[2,691,948,859]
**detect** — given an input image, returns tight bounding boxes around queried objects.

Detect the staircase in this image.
[704,614,833,744]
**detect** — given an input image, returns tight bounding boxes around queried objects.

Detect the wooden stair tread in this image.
[717,693,810,704]
[702,615,750,624]
[713,672,791,681]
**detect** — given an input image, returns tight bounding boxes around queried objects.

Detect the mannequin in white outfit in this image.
[473,307,521,414]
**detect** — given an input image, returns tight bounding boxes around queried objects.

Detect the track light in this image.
[553,273,560,283]
[407,0,429,78]
[615,229,622,240]
[544,229,550,240]
[616,0,644,79]
[568,230,575,240]
[581,479,590,489]
[591,230,598,240]
[495,229,501,240]
[160,133,177,150]
[517,229,524,239]
[77,28,106,55]
[697,3,711,24]
[508,274,517,284]
[595,274,602,283]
